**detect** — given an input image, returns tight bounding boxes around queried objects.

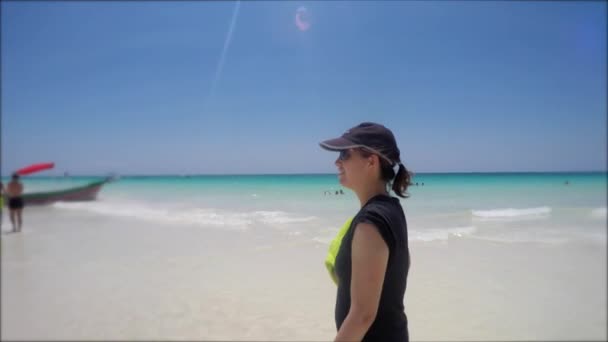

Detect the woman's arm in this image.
[334,222,389,342]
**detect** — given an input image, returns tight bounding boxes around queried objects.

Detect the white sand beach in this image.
[2,205,606,341]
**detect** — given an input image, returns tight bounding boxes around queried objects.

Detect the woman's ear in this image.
[368,154,380,168]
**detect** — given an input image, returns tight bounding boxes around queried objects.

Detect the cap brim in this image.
[319,137,358,151]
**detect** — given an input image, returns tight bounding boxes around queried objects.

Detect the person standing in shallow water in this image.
[319,122,412,342]
[0,181,4,228]
[6,173,24,233]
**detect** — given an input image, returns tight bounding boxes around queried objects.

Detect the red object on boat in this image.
[16,162,55,175]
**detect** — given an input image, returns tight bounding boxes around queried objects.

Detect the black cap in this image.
[319,122,401,165]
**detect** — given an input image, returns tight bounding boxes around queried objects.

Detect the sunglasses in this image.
[338,147,394,165]
[338,149,354,161]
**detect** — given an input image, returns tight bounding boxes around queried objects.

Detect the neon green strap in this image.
[324,217,354,285]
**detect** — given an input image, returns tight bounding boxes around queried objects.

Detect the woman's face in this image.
[335,148,376,189]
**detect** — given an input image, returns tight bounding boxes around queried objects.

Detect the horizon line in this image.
[3,170,607,178]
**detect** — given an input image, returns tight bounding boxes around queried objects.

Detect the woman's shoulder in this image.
[363,195,403,215]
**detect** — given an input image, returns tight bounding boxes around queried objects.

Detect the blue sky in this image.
[1,1,606,175]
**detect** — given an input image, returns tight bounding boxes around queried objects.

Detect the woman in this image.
[319,122,412,342]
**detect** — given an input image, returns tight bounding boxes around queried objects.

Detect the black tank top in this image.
[334,194,410,341]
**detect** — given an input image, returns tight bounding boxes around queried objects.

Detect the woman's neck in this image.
[355,181,388,208]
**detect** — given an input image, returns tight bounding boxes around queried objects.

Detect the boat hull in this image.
[3,179,109,206]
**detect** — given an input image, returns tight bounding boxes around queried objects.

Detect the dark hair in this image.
[12,173,19,180]
[359,149,413,198]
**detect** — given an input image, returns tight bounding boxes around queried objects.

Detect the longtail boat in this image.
[3,178,112,206]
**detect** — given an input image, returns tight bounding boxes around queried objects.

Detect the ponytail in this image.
[391,163,413,198]
[359,148,413,198]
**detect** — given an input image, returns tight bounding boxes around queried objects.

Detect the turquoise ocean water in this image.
[3,172,606,244]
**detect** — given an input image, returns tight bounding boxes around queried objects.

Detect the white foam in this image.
[472,206,552,219]
[52,201,316,230]
[312,226,477,244]
[312,236,333,245]
[467,225,607,245]
[575,230,607,245]
[251,211,317,224]
[591,207,607,219]
[410,226,477,242]
[468,234,571,245]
